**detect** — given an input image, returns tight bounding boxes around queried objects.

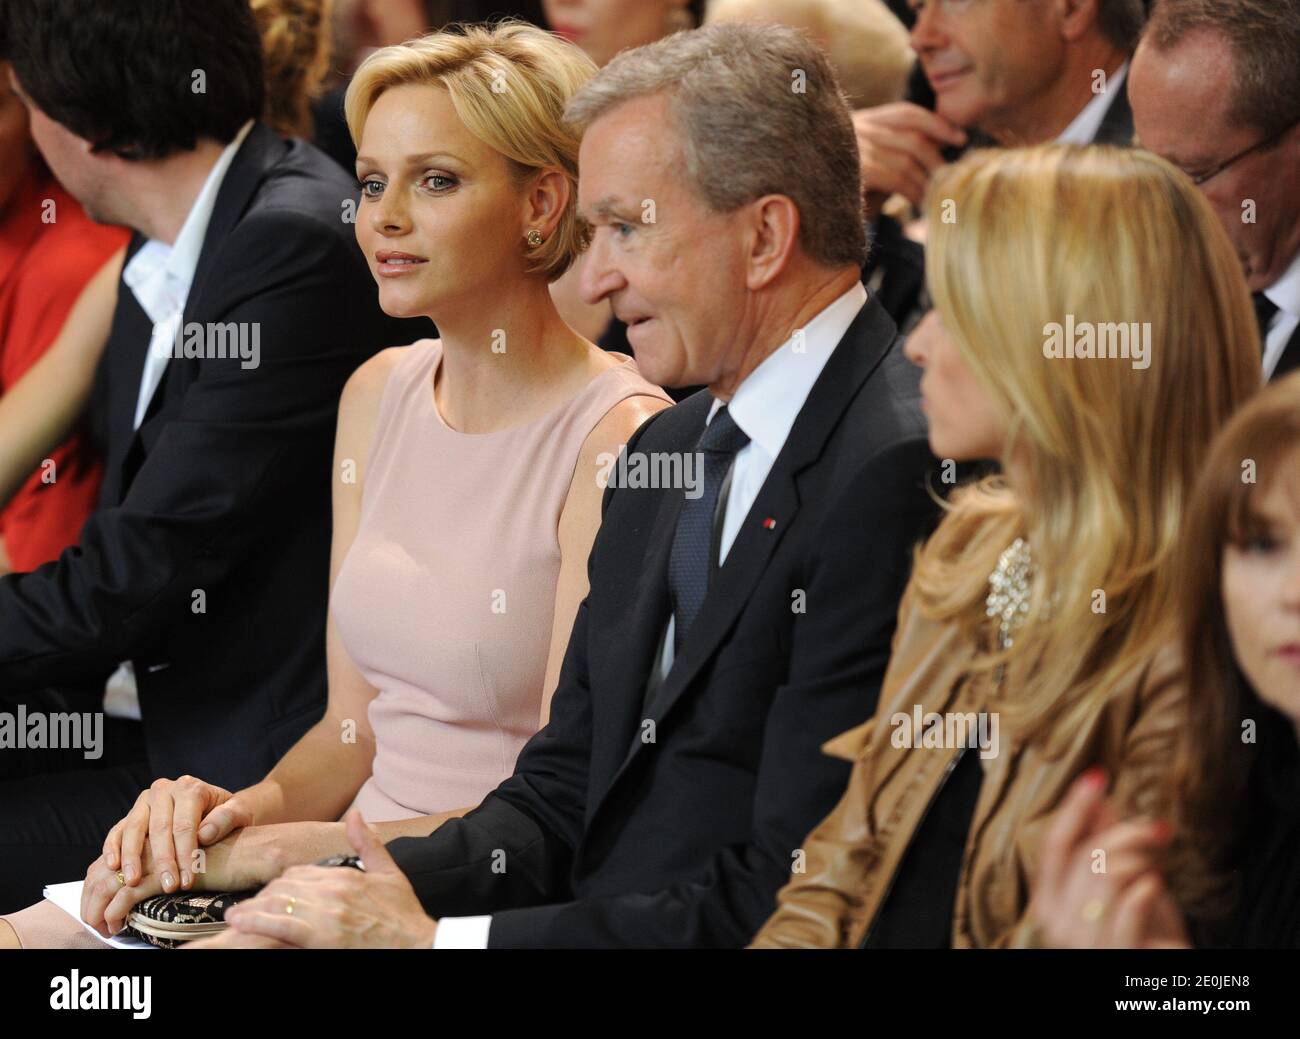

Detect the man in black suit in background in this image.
[1129,0,1300,382]
[201,24,939,950]
[852,0,1143,335]
[862,0,1143,206]
[0,0,423,911]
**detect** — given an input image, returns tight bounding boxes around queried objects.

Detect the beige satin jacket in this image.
[750,586,1186,949]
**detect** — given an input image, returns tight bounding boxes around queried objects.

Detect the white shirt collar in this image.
[707,281,869,459]
[1264,245,1300,319]
[1056,62,1128,145]
[122,120,255,324]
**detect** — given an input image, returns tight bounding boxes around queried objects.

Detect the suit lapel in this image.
[1272,321,1300,380]
[597,297,900,798]
[1093,73,1133,146]
[593,482,685,779]
[184,123,285,326]
[134,124,285,432]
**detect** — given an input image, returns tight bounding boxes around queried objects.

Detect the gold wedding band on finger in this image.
[284,896,297,916]
[1080,898,1106,923]
[115,871,126,886]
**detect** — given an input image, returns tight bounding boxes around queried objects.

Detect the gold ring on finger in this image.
[115,871,126,886]
[284,895,297,916]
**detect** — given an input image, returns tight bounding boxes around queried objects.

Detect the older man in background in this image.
[855,0,1143,210]
[1129,0,1300,381]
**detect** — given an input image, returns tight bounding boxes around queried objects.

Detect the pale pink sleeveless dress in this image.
[336,339,669,820]
[1,339,669,946]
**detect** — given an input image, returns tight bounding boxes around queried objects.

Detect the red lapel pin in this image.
[762,517,776,530]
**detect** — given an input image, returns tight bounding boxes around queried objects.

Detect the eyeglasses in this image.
[906,0,979,13]
[1187,119,1297,186]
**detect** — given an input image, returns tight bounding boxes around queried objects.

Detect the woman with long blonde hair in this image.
[750,144,1260,948]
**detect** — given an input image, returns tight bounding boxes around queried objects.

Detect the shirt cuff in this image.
[432,915,492,949]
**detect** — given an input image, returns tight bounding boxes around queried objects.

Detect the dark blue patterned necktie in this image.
[668,405,750,652]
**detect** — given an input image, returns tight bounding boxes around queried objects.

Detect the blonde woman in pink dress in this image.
[1,22,670,949]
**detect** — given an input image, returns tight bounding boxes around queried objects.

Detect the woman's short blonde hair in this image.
[345,21,597,281]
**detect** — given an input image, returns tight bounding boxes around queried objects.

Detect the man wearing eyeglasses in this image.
[853,0,1146,210]
[1129,0,1300,381]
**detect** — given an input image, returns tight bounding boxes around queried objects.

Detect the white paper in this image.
[42,881,156,950]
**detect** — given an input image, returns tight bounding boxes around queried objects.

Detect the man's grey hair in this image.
[565,23,866,268]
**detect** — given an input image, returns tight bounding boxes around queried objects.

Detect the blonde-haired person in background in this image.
[2,20,668,949]
[706,0,912,111]
[750,143,1259,949]
[252,0,335,139]
[0,0,339,544]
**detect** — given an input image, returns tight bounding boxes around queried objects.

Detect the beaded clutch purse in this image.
[124,854,364,948]
[126,890,254,948]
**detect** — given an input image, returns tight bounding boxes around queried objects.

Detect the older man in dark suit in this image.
[197,23,941,950]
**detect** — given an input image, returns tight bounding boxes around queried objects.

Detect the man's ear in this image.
[1056,0,1102,43]
[523,167,570,240]
[744,194,801,292]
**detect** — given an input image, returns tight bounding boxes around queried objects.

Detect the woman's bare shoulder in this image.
[339,342,435,422]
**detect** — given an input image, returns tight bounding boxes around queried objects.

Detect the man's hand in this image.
[199,810,439,949]
[852,102,968,210]
[104,775,253,892]
[1028,769,1191,949]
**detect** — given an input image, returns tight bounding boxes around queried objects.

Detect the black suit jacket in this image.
[1271,321,1300,381]
[0,123,426,787]
[862,213,927,333]
[388,295,940,947]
